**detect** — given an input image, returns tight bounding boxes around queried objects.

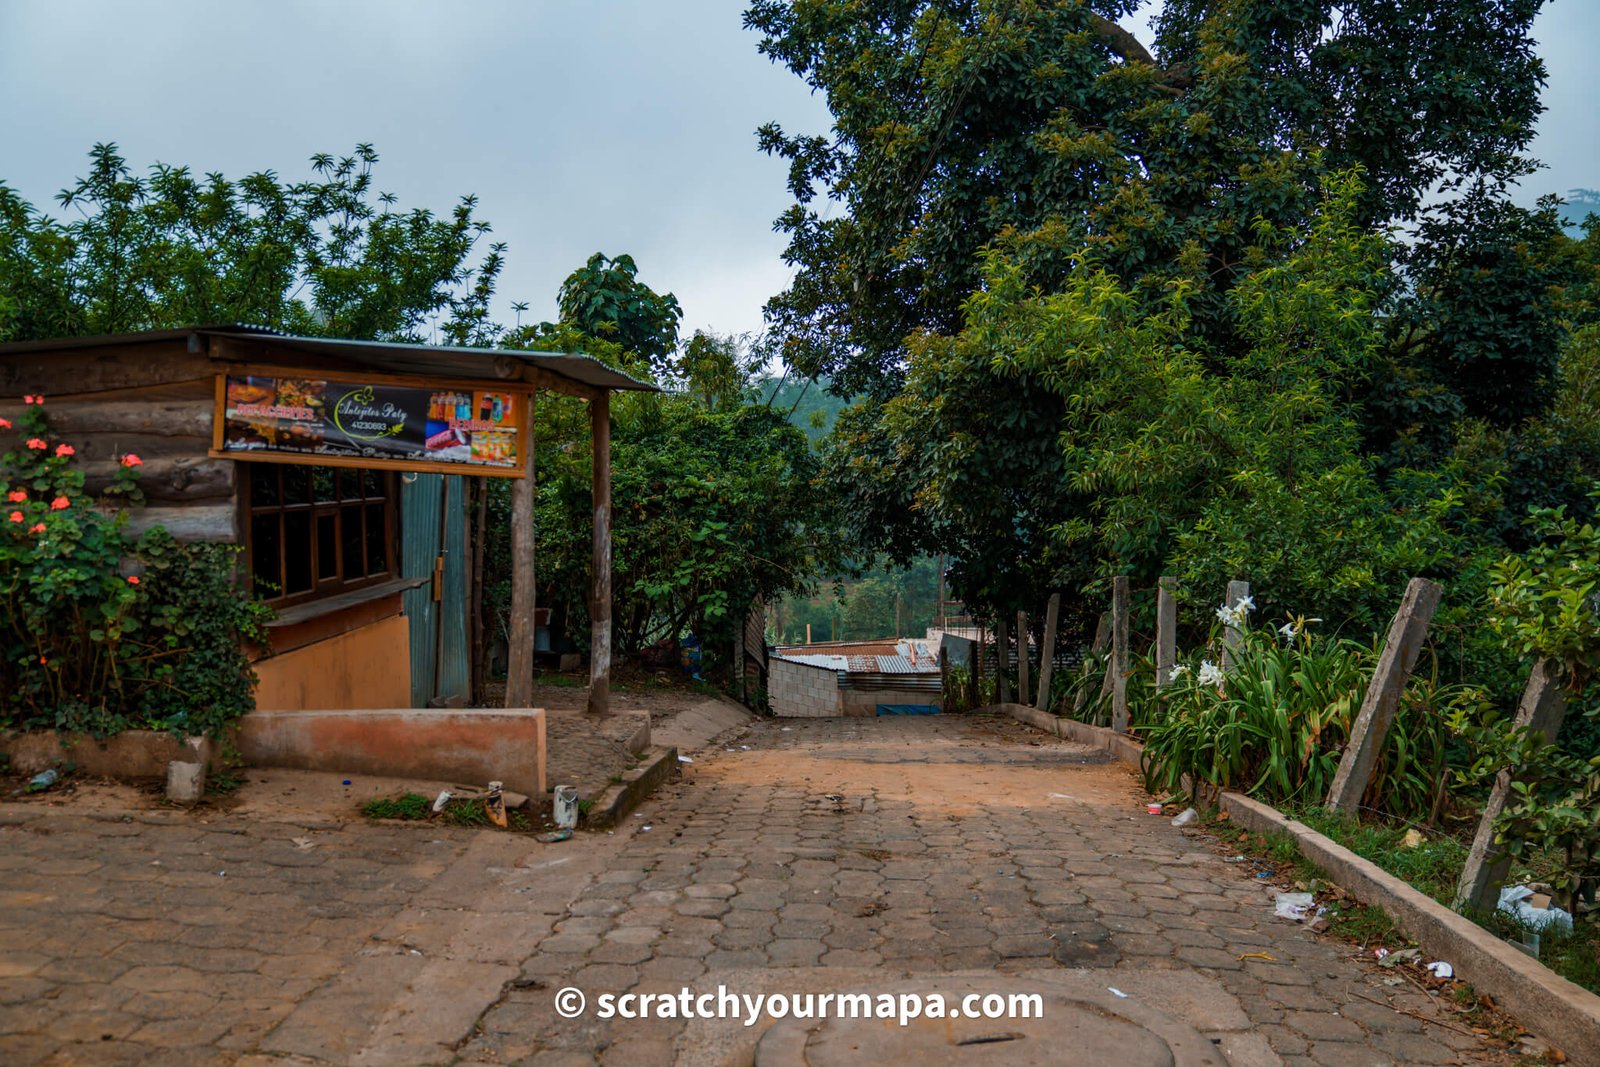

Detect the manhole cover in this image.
[754,978,1227,1066]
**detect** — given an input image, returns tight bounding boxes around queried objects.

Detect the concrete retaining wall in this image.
[768,658,840,718]
[0,730,211,778]
[236,708,547,797]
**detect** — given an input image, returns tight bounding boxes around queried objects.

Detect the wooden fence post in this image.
[1455,659,1570,913]
[1325,577,1443,813]
[1016,610,1031,706]
[1155,576,1177,689]
[995,615,1011,705]
[1035,593,1061,712]
[1111,576,1131,733]
[1221,579,1250,670]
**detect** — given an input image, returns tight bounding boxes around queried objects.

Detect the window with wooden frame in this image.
[244,463,397,606]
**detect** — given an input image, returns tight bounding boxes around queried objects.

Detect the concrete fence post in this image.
[1455,658,1570,914]
[1221,579,1250,670]
[1036,593,1061,712]
[995,615,1011,705]
[1111,576,1131,733]
[1325,577,1443,813]
[1155,576,1177,689]
[1016,610,1031,706]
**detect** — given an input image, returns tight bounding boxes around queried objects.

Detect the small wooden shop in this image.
[0,325,651,715]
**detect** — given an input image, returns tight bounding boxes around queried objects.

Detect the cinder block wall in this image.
[768,659,841,717]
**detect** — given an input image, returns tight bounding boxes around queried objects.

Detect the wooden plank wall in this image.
[0,359,238,543]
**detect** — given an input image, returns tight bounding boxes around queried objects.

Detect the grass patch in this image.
[1293,807,1467,906]
[361,792,430,820]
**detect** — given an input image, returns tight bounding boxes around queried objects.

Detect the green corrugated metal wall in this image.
[400,473,469,707]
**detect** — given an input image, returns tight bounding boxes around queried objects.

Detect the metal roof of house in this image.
[773,638,940,675]
[0,324,657,393]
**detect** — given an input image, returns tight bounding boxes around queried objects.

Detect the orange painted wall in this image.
[253,613,412,711]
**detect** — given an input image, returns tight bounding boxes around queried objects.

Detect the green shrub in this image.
[0,401,272,737]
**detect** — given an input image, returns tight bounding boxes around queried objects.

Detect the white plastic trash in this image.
[1171,807,1198,828]
[553,785,580,830]
[1274,892,1316,921]
[1497,885,1574,933]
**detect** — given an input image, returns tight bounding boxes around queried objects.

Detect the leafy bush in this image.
[1140,600,1463,818]
[0,401,272,737]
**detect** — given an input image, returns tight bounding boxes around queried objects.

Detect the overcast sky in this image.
[1,1,1595,344]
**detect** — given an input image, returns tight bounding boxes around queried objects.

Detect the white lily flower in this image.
[1278,622,1296,641]
[1198,660,1225,687]
[1236,595,1255,614]
[1168,664,1189,680]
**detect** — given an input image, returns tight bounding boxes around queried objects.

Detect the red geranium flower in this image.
[22,395,41,405]
[0,417,10,429]
[7,511,22,523]
[54,444,74,457]
[50,497,69,511]
[120,454,143,468]
[28,523,44,534]
[6,490,25,503]
[127,576,141,586]
[25,438,46,450]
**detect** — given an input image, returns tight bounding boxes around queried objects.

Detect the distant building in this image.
[768,638,941,717]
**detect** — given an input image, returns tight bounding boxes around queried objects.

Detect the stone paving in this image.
[0,808,473,1065]
[463,716,1516,1066]
[0,713,1526,1065]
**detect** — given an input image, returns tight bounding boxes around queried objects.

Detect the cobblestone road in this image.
[465,716,1514,1067]
[0,714,1521,1066]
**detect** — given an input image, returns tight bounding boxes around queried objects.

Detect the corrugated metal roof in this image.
[775,639,939,676]
[0,324,657,393]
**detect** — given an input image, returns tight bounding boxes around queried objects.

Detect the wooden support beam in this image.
[1221,579,1250,670]
[587,391,613,716]
[995,616,1011,705]
[504,392,538,709]
[1455,659,1570,913]
[1111,576,1131,733]
[1035,593,1061,712]
[1016,611,1031,707]
[1155,576,1177,689]
[1325,577,1442,813]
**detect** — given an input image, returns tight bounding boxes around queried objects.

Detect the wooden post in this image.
[995,616,1011,704]
[586,391,612,716]
[1016,610,1031,706]
[1155,576,1177,689]
[1072,613,1111,718]
[1455,659,1570,913]
[1111,576,1130,733]
[1221,579,1250,670]
[1035,593,1061,712]
[1325,577,1443,813]
[504,392,538,709]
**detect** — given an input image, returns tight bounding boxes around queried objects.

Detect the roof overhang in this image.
[0,324,657,399]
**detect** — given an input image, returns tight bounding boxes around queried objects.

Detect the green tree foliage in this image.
[0,143,505,344]
[747,0,1581,648]
[552,253,683,376]
[745,0,1546,397]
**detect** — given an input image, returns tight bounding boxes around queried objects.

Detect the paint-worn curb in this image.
[988,702,1600,1062]
[986,702,1144,766]
[582,744,679,830]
